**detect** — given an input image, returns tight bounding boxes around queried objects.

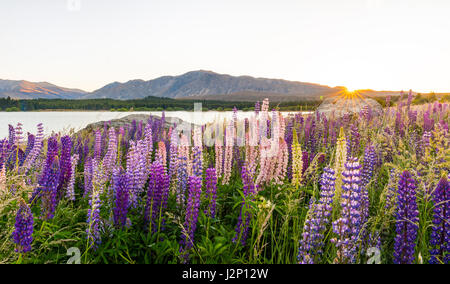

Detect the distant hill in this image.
[0,79,86,99]
[82,70,342,100]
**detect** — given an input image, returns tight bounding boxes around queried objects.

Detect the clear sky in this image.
[1,0,449,93]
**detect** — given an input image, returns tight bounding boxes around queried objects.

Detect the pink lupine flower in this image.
[66,154,79,201]
[0,164,6,194]
[94,130,102,161]
[222,120,234,185]
[144,123,153,166]
[215,138,223,178]
[156,141,167,172]
[103,127,117,177]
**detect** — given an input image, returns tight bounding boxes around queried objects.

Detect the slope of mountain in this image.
[0,79,86,99]
[83,70,340,100]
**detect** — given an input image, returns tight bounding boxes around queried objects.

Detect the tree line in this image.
[0,96,321,112]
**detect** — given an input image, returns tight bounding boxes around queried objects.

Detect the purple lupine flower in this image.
[365,231,382,252]
[22,123,44,172]
[12,200,34,253]
[331,158,363,263]
[362,144,376,187]
[180,175,202,263]
[83,157,93,197]
[192,126,203,177]
[136,120,143,141]
[41,157,60,220]
[329,123,337,146]
[94,130,102,161]
[66,154,79,201]
[192,146,202,177]
[298,167,335,264]
[57,135,72,199]
[92,158,107,194]
[135,139,149,186]
[126,140,148,207]
[168,131,178,182]
[83,137,90,162]
[349,124,360,158]
[406,90,413,111]
[144,161,169,232]
[386,96,391,108]
[423,110,434,132]
[126,141,138,206]
[144,123,153,163]
[305,118,317,156]
[122,125,130,150]
[398,90,404,108]
[22,133,35,165]
[101,122,108,157]
[385,169,398,210]
[8,124,15,146]
[382,126,394,162]
[177,151,188,208]
[128,145,139,205]
[361,144,376,223]
[75,135,84,164]
[113,167,130,229]
[103,127,117,175]
[232,106,238,123]
[298,197,319,264]
[302,151,309,175]
[129,120,137,141]
[408,110,418,126]
[429,176,449,264]
[254,101,260,115]
[0,139,9,169]
[30,136,59,205]
[14,123,23,147]
[439,120,448,133]
[322,115,329,146]
[118,126,125,145]
[12,122,23,168]
[204,168,218,218]
[232,164,256,246]
[394,171,419,264]
[285,120,294,181]
[86,189,102,250]
[395,110,405,137]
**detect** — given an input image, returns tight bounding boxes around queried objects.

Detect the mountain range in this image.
[0,79,86,99]
[82,70,341,100]
[1,71,409,102]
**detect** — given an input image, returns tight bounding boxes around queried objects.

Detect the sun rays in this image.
[329,87,368,112]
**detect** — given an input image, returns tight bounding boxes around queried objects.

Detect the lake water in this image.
[0,111,312,139]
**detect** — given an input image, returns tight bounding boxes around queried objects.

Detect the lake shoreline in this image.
[0,110,314,138]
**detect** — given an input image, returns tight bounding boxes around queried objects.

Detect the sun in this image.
[345,87,358,93]
[329,86,366,108]
[341,87,362,100]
